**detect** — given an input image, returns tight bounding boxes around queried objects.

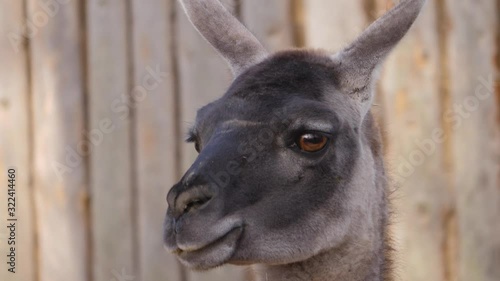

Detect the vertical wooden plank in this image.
[303,0,367,51]
[176,0,247,280]
[87,0,135,280]
[444,0,500,280]
[130,0,182,280]
[28,0,89,281]
[240,0,295,51]
[0,1,36,281]
[376,1,449,280]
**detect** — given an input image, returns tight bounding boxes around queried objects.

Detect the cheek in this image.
[221,145,347,221]
[233,196,349,264]
[266,151,308,183]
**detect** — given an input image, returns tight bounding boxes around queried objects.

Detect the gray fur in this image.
[332,0,428,119]
[180,0,268,75]
[165,1,427,280]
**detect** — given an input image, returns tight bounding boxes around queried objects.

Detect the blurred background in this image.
[0,0,499,281]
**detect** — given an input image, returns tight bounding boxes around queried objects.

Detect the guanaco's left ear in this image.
[180,0,268,76]
[332,0,427,117]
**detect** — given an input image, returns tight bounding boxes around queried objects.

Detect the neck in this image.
[252,224,391,281]
[252,187,391,281]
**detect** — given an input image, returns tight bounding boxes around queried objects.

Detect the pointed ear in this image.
[332,0,426,114]
[180,0,268,76]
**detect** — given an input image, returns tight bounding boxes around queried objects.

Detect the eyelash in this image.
[185,134,196,143]
[288,130,329,144]
[186,134,201,153]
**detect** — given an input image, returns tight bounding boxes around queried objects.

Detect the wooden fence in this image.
[0,0,499,281]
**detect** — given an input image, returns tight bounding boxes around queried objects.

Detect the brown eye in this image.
[194,142,200,153]
[297,133,328,152]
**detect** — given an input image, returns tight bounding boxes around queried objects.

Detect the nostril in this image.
[182,196,212,214]
[172,184,214,217]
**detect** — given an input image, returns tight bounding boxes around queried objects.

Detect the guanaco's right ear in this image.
[332,0,427,118]
[179,0,269,76]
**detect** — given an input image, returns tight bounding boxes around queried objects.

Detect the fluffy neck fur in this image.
[252,214,391,281]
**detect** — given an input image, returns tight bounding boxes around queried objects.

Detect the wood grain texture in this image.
[240,0,295,51]
[86,0,135,280]
[303,0,367,51]
[130,0,182,280]
[176,0,247,280]
[376,1,449,280]
[0,1,36,281]
[27,0,89,281]
[444,0,500,280]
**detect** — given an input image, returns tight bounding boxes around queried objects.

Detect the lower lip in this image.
[178,226,242,258]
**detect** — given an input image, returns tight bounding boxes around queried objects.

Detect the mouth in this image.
[170,226,243,270]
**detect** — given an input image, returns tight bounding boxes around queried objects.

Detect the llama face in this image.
[165,0,426,272]
[163,51,371,269]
